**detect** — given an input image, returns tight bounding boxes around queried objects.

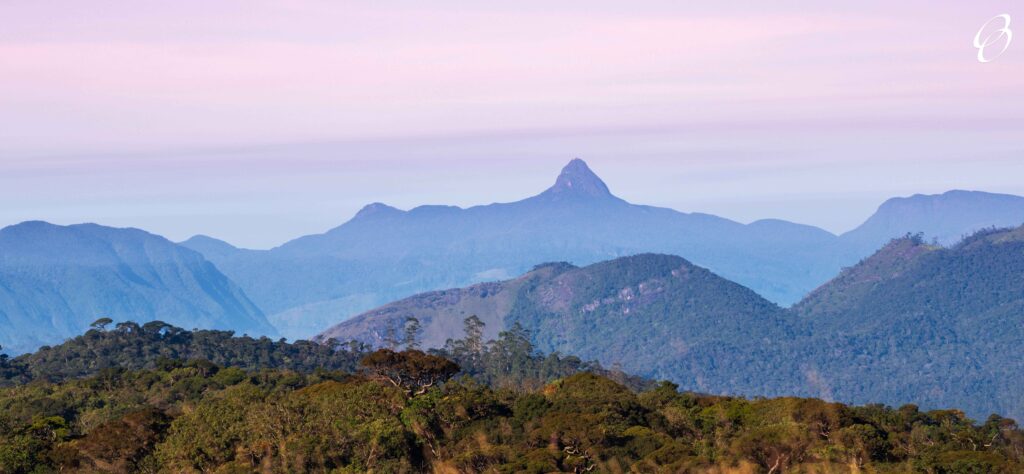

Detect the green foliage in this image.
[157,383,266,471]
[0,321,369,386]
[793,230,1024,422]
[359,349,460,395]
[0,360,1022,473]
[1,319,1023,472]
[436,316,651,392]
[325,231,1024,424]
[89,317,113,331]
[60,407,170,472]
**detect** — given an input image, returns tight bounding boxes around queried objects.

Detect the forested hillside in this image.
[318,254,801,396]
[320,226,1024,423]
[791,227,1024,425]
[1,320,616,392]
[1,325,1021,473]
[0,321,364,385]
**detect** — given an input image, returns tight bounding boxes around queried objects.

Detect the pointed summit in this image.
[541,158,614,200]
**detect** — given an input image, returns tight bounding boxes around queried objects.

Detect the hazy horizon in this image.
[2,1,1022,248]
[5,150,1024,250]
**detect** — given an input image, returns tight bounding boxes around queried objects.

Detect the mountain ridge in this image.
[0,221,277,354]
[185,159,849,339]
[840,189,1024,252]
[180,160,1024,340]
[6,161,1022,356]
[316,225,1024,420]
[317,253,798,395]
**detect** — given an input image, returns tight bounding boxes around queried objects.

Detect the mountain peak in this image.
[353,202,403,219]
[543,158,613,199]
[180,234,242,257]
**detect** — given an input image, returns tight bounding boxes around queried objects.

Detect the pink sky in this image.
[1,1,1022,247]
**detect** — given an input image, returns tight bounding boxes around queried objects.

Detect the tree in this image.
[156,384,265,471]
[792,399,849,441]
[61,408,170,472]
[114,321,140,333]
[489,323,535,375]
[2,321,368,384]
[441,316,487,372]
[403,317,422,350]
[837,424,887,468]
[90,318,114,331]
[734,424,811,474]
[141,320,175,336]
[383,322,401,350]
[359,349,459,396]
[463,315,485,355]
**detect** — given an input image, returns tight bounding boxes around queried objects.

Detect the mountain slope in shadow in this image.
[0,221,276,354]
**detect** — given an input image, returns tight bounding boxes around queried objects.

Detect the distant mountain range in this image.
[3,159,1024,421]
[2,159,1024,348]
[3,159,1023,350]
[839,189,1024,254]
[320,225,1024,421]
[181,158,850,338]
[0,222,276,354]
[178,159,1024,340]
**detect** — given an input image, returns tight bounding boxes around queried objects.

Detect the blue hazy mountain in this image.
[183,160,1024,340]
[184,159,849,339]
[840,190,1024,254]
[790,226,1024,421]
[0,221,276,354]
[318,226,1024,421]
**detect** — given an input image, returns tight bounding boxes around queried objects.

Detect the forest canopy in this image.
[1,320,1021,473]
